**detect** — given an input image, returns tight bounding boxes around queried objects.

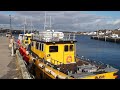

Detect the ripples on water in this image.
[76,35,120,77]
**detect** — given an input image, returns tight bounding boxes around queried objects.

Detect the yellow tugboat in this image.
[24,29,118,79]
[17,30,118,79]
[17,13,119,79]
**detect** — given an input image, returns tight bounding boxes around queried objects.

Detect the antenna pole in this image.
[24,16,26,34]
[50,16,51,30]
[44,11,46,30]
[31,17,33,33]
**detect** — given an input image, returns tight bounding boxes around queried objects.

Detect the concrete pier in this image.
[0,36,22,79]
[91,36,120,43]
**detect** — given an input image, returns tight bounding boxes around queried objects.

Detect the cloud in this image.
[0,14,10,24]
[0,11,119,31]
[112,19,120,25]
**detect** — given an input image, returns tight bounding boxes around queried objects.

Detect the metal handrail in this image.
[32,33,76,42]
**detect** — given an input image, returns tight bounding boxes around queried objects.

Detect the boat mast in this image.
[31,17,33,33]
[50,16,51,30]
[24,16,27,34]
[44,11,46,30]
[50,16,54,39]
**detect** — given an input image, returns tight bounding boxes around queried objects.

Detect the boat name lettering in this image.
[95,75,105,79]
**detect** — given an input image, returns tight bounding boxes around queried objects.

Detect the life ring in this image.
[66,56,72,63]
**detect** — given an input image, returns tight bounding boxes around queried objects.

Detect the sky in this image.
[0,11,120,32]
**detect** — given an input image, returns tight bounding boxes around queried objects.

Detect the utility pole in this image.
[9,15,15,56]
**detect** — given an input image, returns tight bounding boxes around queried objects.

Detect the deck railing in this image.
[32,32,76,42]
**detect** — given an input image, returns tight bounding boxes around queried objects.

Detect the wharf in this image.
[0,36,22,79]
[91,36,120,43]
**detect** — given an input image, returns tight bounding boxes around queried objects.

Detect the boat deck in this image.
[0,35,22,79]
[54,58,118,78]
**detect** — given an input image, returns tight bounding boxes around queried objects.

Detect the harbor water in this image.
[76,35,120,78]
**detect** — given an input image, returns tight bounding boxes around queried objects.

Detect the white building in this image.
[106,30,112,34]
[99,32,104,35]
[110,34,118,38]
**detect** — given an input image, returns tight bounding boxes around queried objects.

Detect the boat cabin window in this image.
[39,43,41,50]
[64,45,68,52]
[24,36,28,40]
[25,36,31,40]
[70,45,73,51]
[26,37,28,40]
[49,46,58,52]
[41,43,44,51]
[36,42,39,49]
